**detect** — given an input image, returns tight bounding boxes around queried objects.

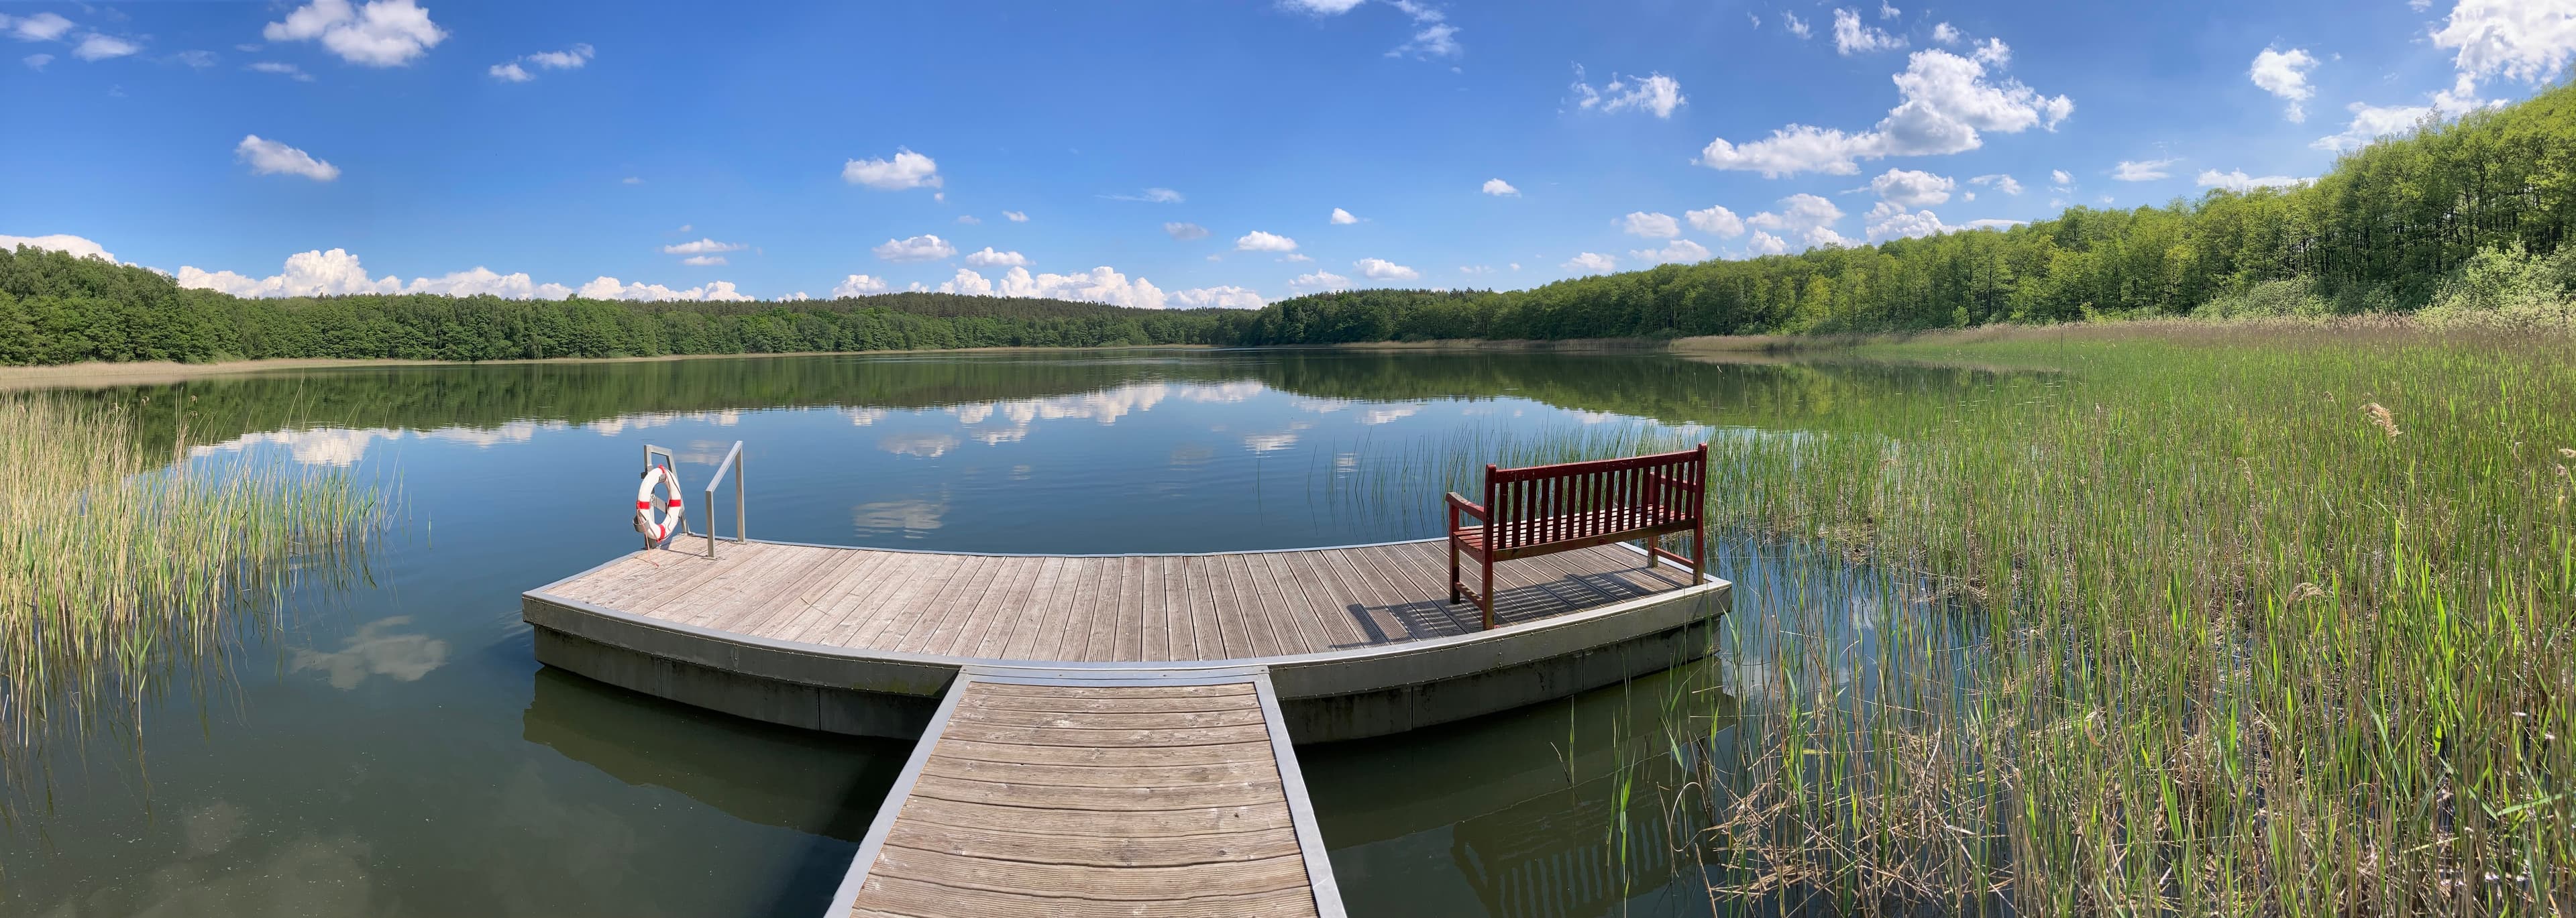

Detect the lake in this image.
[0,347,1992,917]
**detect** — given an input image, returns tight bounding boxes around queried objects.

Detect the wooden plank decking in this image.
[830,667,1342,918]
[543,538,1693,663]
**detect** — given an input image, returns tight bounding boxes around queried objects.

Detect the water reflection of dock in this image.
[524,538,1729,917]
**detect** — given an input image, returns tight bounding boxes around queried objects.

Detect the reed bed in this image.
[0,397,384,776]
[1356,323,2574,914]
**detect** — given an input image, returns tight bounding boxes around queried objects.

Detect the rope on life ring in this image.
[635,464,685,542]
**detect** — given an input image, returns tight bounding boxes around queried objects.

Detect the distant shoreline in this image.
[0,344,1226,391]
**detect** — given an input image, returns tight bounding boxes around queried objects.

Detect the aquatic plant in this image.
[0,397,384,774]
[1679,323,2574,914]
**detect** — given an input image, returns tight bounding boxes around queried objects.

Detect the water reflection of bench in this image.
[1450,787,1681,918]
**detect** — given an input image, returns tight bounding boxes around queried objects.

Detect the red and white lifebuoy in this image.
[635,464,685,542]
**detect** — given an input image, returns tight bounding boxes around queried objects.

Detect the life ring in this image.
[635,464,685,542]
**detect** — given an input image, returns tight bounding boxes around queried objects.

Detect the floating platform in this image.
[522,536,1729,917]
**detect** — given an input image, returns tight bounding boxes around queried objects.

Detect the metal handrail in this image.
[704,441,746,558]
[641,443,690,550]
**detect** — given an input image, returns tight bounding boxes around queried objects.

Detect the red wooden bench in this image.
[1447,443,1708,630]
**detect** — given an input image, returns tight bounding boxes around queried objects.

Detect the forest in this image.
[4,80,2571,365]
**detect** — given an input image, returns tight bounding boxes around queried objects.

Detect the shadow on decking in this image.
[1337,567,1693,648]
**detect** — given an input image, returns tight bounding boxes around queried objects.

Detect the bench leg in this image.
[1644,533,1657,569]
[1691,526,1706,583]
[1481,556,1495,630]
[1448,538,1462,604]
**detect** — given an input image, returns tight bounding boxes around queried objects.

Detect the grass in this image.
[0,396,385,779]
[1353,320,2572,913]
[1669,321,2574,915]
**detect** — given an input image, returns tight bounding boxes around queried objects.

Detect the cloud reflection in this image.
[290,616,451,690]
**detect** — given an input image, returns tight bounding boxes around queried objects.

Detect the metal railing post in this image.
[704,441,746,559]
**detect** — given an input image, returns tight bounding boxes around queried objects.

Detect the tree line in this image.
[6,80,2570,365]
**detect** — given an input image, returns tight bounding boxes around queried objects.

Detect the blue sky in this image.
[3,0,2569,307]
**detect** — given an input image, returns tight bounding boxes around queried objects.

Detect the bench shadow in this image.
[1333,563,1693,649]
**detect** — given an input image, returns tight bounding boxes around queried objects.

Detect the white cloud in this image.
[236,135,339,181]
[955,215,981,225]
[1458,265,1492,274]
[1569,66,1686,118]
[1863,200,1953,241]
[841,148,941,191]
[2196,169,2311,192]
[1620,211,1681,238]
[832,274,890,297]
[1165,222,1210,241]
[1879,0,1900,17]
[1686,205,1746,237]
[2249,48,2319,122]
[1631,239,1711,264]
[525,44,592,69]
[872,234,957,262]
[1932,22,1962,44]
[1354,257,1419,280]
[23,53,52,70]
[1003,211,1029,223]
[1746,193,1845,239]
[1783,11,1811,38]
[936,265,1173,309]
[0,233,115,262]
[1107,187,1185,203]
[1330,207,1360,225]
[2432,0,2576,86]
[963,247,1030,268]
[2312,74,2500,151]
[1746,232,1788,256]
[490,44,590,82]
[1563,252,1619,274]
[248,60,313,80]
[1171,286,1268,308]
[1967,173,2023,195]
[576,278,751,302]
[2112,158,2177,181]
[171,50,219,68]
[1236,231,1299,253]
[1960,218,2025,230]
[72,34,140,60]
[2050,168,2074,187]
[263,0,446,67]
[1288,270,1352,294]
[679,255,725,266]
[9,12,75,42]
[1869,168,1955,207]
[1279,253,1313,262]
[1393,23,1461,58]
[166,248,773,302]
[1832,7,1906,55]
[661,237,744,255]
[178,249,422,298]
[1481,178,1519,196]
[1284,0,1366,13]
[1697,47,2072,176]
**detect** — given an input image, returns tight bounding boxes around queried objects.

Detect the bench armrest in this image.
[1445,492,1488,524]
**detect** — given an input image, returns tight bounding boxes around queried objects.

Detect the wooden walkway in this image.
[543,539,1692,663]
[828,666,1342,918]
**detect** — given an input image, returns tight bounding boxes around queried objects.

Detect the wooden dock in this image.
[538,539,1688,661]
[828,666,1340,918]
[524,536,1730,917]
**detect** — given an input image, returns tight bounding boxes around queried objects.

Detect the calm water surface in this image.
[1,349,2000,917]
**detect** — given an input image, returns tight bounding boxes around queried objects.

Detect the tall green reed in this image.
[0,398,386,781]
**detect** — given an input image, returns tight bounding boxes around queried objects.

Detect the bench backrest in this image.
[1483,443,1706,551]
